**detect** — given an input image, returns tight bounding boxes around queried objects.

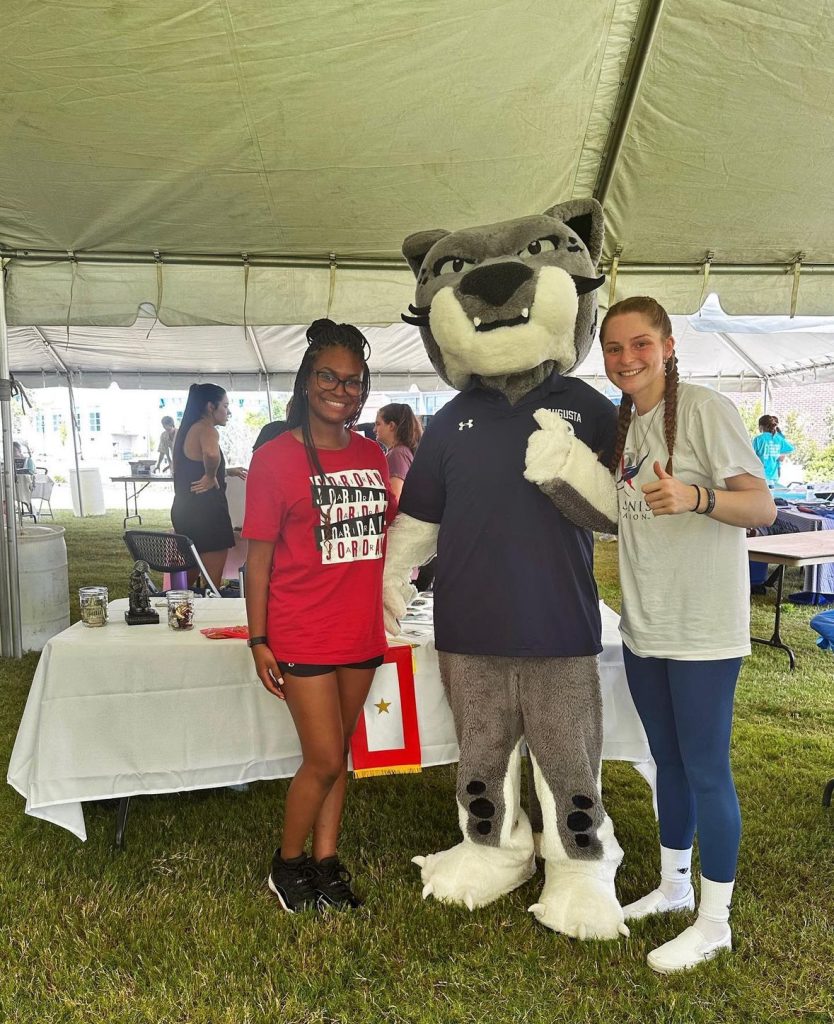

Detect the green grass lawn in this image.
[0,514,832,1023]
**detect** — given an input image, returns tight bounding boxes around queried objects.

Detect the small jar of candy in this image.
[167,590,195,630]
[79,586,109,627]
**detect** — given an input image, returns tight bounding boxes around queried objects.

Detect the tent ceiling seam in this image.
[593,0,668,207]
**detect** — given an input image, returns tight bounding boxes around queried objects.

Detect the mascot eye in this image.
[435,255,474,276]
[518,237,558,258]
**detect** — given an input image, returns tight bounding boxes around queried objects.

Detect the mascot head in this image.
[402,198,604,392]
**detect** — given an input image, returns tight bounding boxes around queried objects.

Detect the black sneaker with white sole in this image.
[268,852,320,913]
[313,856,362,909]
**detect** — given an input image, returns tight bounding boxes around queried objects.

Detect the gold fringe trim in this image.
[353,764,422,779]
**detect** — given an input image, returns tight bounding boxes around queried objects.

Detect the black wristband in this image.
[247,635,268,648]
[696,488,716,515]
[690,485,702,512]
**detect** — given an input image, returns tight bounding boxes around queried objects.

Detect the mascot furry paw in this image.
[386,198,625,940]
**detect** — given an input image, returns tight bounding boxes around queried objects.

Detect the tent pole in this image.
[66,376,84,517]
[245,326,273,414]
[0,262,23,657]
[4,248,834,278]
[716,332,769,380]
[763,379,770,414]
[593,0,668,207]
[32,327,84,514]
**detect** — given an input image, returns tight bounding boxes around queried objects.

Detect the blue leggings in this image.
[622,647,742,883]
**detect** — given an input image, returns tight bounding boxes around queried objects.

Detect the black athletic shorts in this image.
[276,655,385,678]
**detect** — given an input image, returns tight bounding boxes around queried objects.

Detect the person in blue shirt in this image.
[752,415,794,484]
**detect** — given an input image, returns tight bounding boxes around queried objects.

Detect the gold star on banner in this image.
[375,698,392,714]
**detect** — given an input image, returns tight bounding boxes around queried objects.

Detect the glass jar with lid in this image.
[79,586,109,627]
[167,590,195,630]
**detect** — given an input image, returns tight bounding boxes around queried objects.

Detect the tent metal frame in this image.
[32,327,85,515]
[3,248,834,281]
[593,0,668,208]
[0,267,23,657]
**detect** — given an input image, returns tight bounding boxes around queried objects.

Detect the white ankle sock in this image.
[658,845,693,902]
[695,875,734,942]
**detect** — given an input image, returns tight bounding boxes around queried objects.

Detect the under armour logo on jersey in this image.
[458,419,474,431]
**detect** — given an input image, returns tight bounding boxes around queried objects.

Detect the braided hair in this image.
[377,403,423,452]
[287,318,372,483]
[600,296,679,475]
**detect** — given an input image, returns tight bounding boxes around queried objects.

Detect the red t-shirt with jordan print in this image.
[242,430,396,664]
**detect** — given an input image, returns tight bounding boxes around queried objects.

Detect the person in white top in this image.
[599,296,776,973]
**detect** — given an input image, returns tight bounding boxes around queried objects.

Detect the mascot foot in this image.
[528,861,628,940]
[412,841,536,910]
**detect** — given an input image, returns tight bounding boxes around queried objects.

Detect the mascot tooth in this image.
[386,198,626,940]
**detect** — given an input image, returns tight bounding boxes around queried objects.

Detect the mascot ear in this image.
[402,229,450,278]
[542,198,604,266]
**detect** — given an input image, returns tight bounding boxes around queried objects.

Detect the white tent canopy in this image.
[2,0,834,326]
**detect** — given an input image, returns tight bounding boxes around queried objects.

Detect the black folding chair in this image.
[123,530,223,598]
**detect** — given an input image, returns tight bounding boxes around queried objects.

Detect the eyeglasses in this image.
[313,369,363,396]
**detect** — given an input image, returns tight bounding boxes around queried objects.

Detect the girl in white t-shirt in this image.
[600,296,775,974]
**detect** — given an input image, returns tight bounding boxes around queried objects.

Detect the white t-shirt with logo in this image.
[616,382,764,660]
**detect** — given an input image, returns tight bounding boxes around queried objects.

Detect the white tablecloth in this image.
[7,598,648,840]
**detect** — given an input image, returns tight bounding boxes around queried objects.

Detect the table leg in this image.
[751,564,796,670]
[115,796,131,849]
[123,481,144,529]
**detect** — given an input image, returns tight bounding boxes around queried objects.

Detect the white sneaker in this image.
[623,886,695,921]
[647,924,732,974]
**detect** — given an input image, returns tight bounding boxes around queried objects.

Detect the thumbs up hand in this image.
[641,460,700,516]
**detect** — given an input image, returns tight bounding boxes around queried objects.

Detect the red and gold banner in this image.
[350,645,422,778]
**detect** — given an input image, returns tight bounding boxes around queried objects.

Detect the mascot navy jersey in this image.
[400,371,617,657]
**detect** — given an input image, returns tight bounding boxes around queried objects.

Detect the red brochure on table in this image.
[350,644,422,778]
[200,625,250,640]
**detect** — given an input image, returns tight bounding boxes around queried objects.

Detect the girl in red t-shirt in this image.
[243,319,395,913]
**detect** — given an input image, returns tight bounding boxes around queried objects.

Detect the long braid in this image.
[609,394,634,473]
[662,352,679,473]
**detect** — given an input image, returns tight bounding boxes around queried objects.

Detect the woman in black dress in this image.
[171,383,247,589]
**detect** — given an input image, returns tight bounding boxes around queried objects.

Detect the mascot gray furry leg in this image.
[414,653,536,910]
[520,657,625,938]
[413,652,625,938]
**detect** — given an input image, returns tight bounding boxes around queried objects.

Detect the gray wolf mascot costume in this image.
[383,198,626,940]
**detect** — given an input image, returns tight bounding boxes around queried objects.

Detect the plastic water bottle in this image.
[806,482,816,501]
